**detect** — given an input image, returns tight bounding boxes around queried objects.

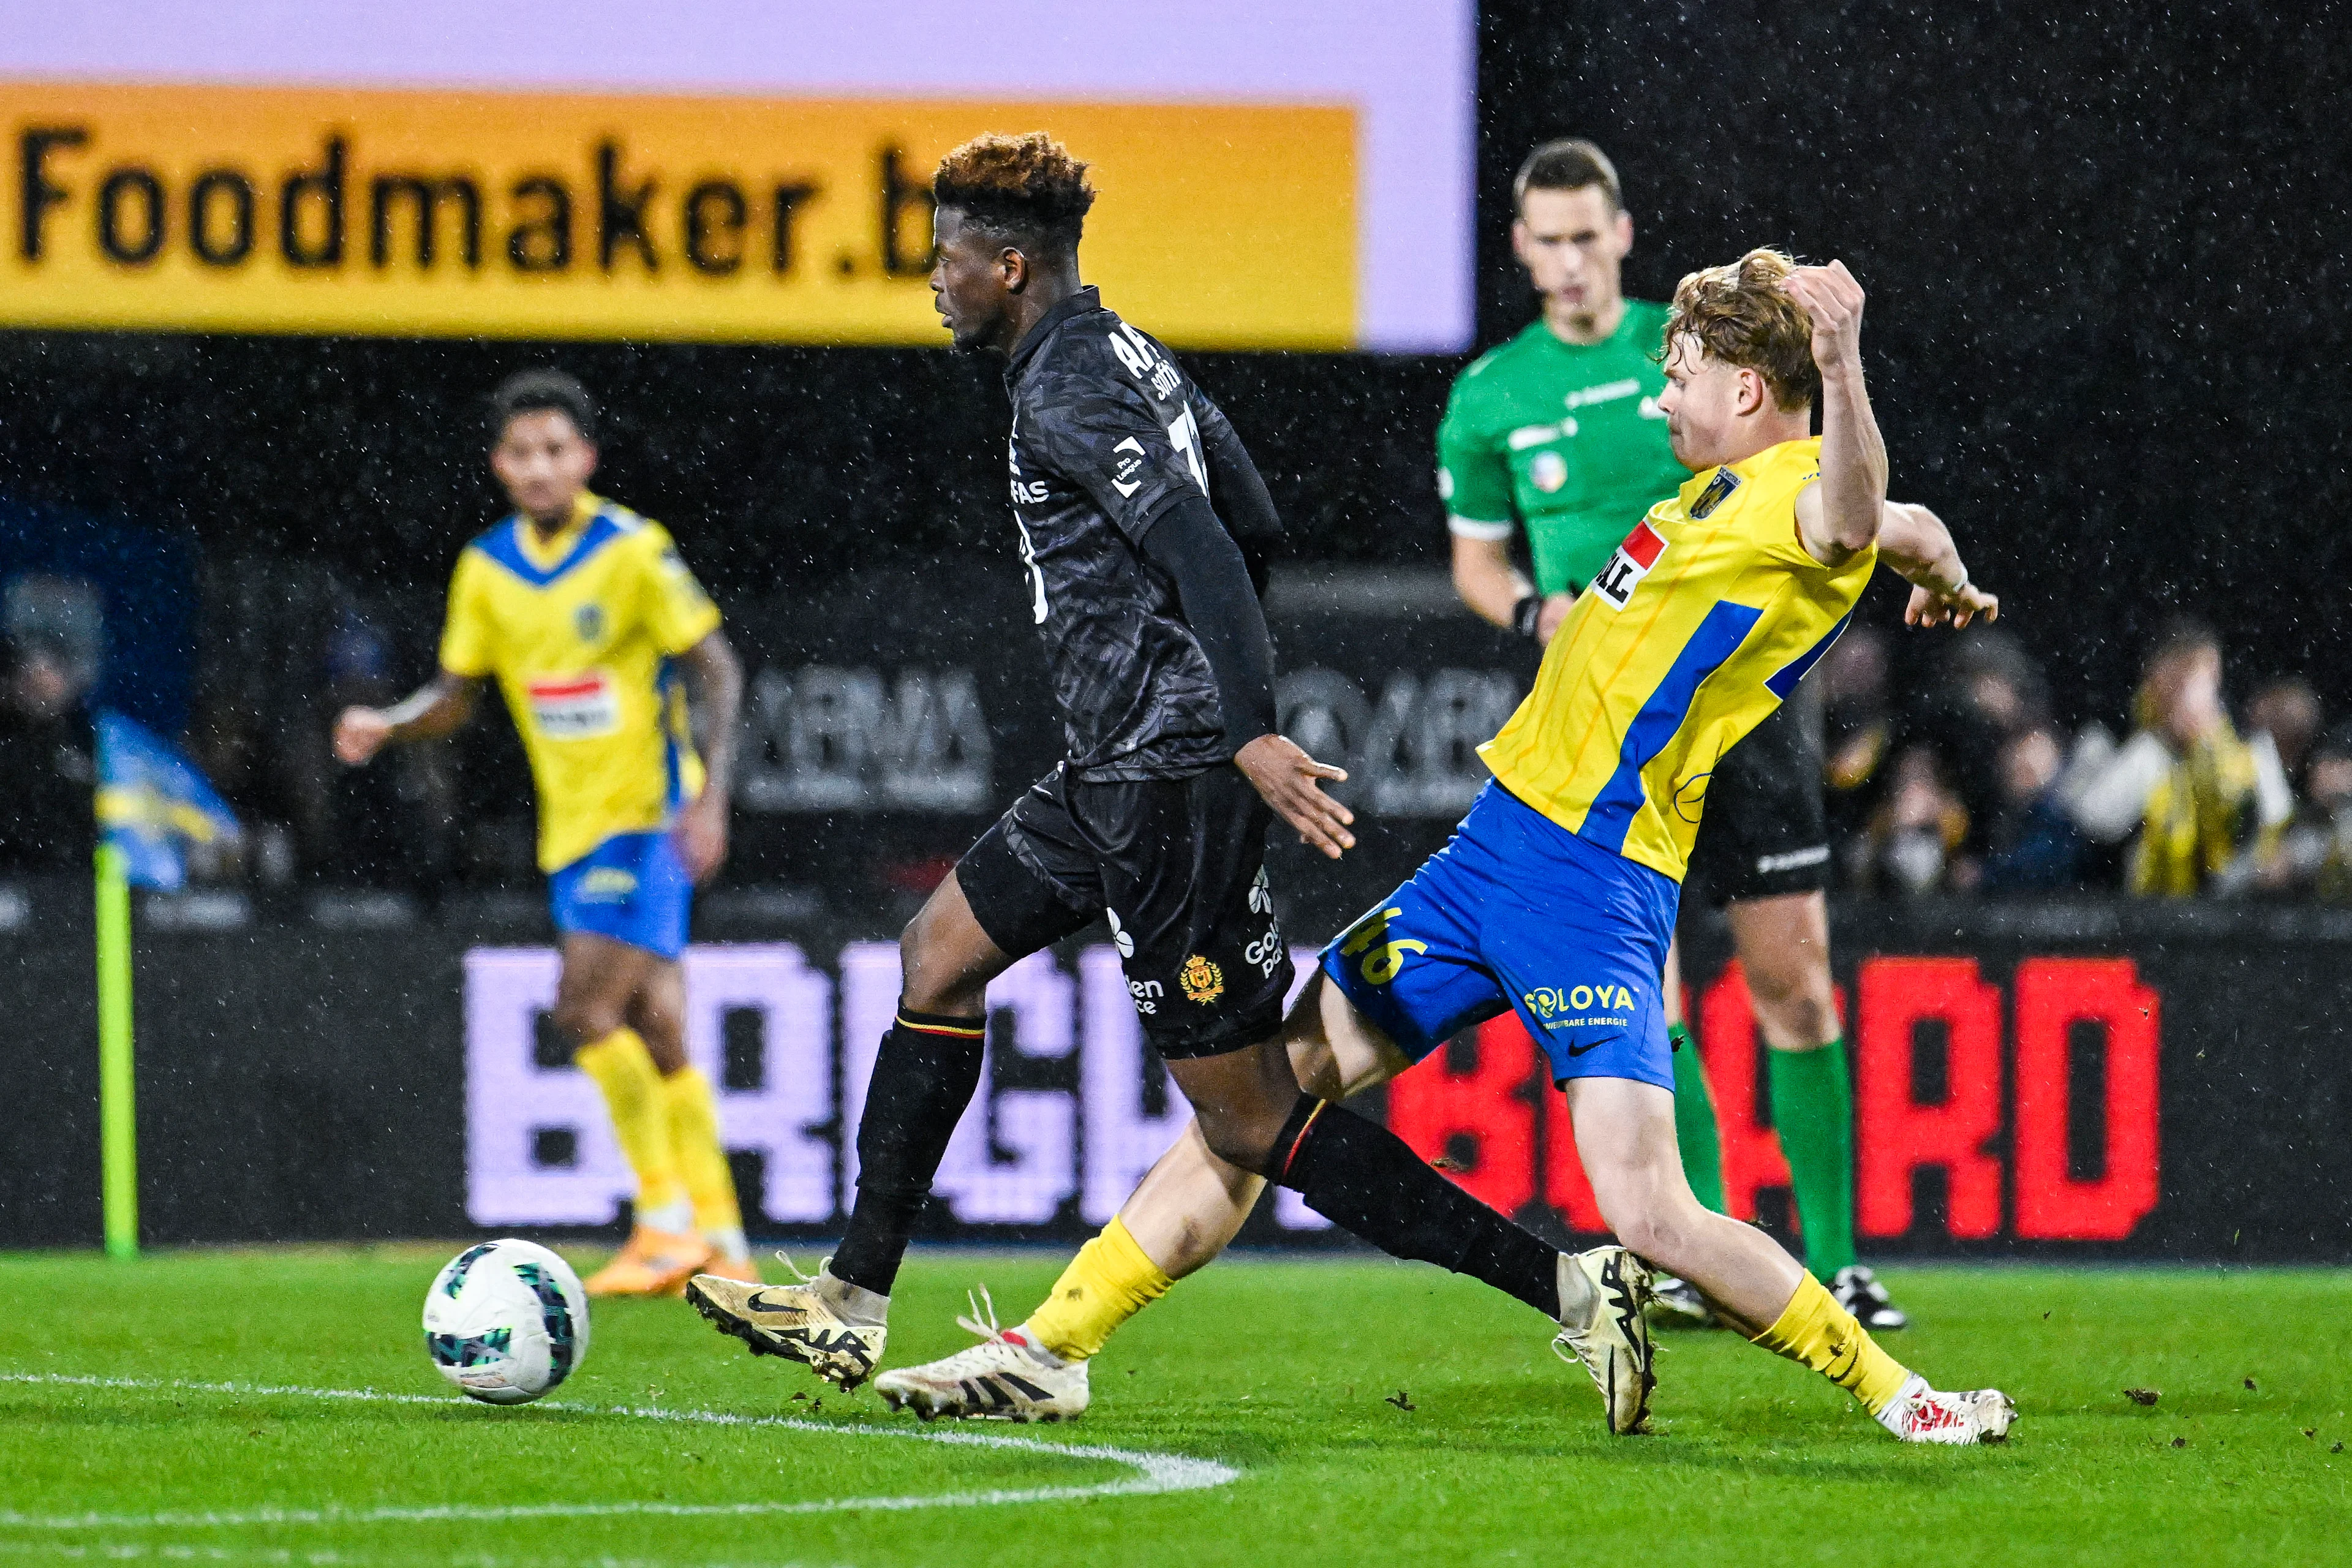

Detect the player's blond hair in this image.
[1662,247,1820,412]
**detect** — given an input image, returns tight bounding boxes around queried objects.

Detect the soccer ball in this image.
[422,1239,590,1405]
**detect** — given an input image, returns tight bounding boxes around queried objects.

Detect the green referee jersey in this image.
[1436,298,1688,595]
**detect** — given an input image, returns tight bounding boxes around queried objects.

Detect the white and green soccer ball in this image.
[423,1238,590,1405]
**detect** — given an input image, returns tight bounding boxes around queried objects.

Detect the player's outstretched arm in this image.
[333,671,480,765]
[1141,497,1357,858]
[1878,502,2000,629]
[1786,261,1888,567]
[671,628,743,883]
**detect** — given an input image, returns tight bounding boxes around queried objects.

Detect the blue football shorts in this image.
[1319,781,1681,1091]
[546,830,693,960]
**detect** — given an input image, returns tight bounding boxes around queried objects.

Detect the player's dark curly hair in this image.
[489,369,597,445]
[1662,248,1821,413]
[932,132,1096,259]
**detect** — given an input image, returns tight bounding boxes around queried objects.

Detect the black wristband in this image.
[1510,593,1544,640]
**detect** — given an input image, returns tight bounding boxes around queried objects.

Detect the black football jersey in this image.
[1002,287,1242,781]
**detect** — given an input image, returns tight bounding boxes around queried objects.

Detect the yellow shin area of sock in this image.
[574,1030,687,1217]
[662,1065,743,1234]
[1750,1273,1911,1415]
[1021,1216,1174,1363]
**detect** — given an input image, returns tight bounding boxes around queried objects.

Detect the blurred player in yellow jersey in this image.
[334,371,756,1296]
[878,252,2017,1444]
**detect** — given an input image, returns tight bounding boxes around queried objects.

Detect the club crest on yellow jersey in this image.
[1689,466,1743,519]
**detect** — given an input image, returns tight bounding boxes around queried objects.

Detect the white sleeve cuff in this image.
[1447,514,1514,541]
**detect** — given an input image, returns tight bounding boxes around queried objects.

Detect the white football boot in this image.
[874,1289,1090,1423]
[1874,1374,2017,1444]
[1550,1246,1656,1434]
[685,1254,888,1392]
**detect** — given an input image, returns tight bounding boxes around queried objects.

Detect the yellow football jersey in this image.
[1481,437,1873,881]
[438,492,722,872]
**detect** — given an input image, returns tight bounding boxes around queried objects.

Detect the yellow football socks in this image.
[575,1029,690,1229]
[662,1065,747,1257]
[1750,1273,1910,1415]
[1020,1216,1174,1363]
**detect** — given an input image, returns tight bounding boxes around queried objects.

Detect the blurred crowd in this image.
[8,595,2350,907]
[1823,616,2345,900]
[0,631,96,875]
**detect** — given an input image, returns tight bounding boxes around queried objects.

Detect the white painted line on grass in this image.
[0,1372,1241,1529]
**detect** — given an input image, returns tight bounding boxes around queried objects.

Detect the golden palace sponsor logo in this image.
[0,83,1356,347]
[1522,984,1637,1022]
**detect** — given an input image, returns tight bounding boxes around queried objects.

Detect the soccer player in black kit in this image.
[687,135,1633,1409]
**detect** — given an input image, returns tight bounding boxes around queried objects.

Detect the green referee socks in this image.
[1668,1023,1727,1214]
[1768,1040,1858,1280]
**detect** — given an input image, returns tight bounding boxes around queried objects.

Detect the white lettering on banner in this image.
[933,951,1077,1224]
[462,940,1340,1232]
[1276,668,1523,820]
[464,945,839,1226]
[834,940,905,1199]
[683,945,837,1223]
[739,666,993,813]
[466,948,616,1225]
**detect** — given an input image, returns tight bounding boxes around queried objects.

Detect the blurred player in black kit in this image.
[688,134,1624,1407]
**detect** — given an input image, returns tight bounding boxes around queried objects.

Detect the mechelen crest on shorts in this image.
[1177,954,1226,1005]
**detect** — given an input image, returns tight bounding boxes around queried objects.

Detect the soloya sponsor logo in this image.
[1522,984,1635,1026]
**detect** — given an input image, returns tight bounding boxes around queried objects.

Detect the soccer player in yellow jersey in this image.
[333,371,756,1297]
[877,252,2016,1444]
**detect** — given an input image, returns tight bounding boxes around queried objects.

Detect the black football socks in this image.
[826,1009,988,1298]
[1268,1093,1561,1319]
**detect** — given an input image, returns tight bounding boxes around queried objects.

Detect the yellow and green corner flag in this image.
[92,710,239,1257]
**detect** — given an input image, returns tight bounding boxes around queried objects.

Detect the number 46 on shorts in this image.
[1337,906,1425,985]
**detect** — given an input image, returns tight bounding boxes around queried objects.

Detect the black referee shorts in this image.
[1685,700,1833,908]
[955,763,1293,1060]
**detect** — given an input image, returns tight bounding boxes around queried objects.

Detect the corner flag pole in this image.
[95,843,138,1260]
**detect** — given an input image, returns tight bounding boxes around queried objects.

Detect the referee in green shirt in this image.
[1439,140,1909,1332]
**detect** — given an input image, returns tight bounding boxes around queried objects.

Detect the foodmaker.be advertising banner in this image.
[0,0,1474,350]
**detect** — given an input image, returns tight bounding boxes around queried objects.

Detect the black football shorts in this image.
[956,763,1293,1060]
[1685,699,1833,908]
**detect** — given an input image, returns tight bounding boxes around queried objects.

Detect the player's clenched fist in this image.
[333,706,393,766]
[1780,260,1866,371]
[1235,732,1356,860]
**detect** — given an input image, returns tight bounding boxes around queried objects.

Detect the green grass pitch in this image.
[1,1246,2346,1566]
